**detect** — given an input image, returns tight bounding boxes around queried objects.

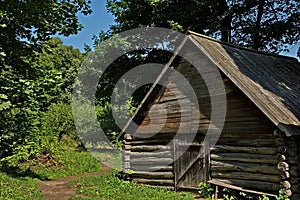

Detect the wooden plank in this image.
[210,153,277,164]
[214,138,277,147]
[212,178,280,192]
[208,179,277,197]
[132,178,174,186]
[211,133,274,139]
[131,165,173,172]
[130,157,173,165]
[130,151,172,158]
[211,161,279,175]
[131,171,174,179]
[131,145,171,152]
[124,139,169,145]
[211,171,281,183]
[210,145,277,155]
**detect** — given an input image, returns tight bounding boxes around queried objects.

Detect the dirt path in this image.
[38,163,112,200]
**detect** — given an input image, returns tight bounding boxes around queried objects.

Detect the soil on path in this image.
[38,163,112,200]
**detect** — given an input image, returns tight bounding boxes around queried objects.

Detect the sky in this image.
[58,1,299,59]
[58,1,114,52]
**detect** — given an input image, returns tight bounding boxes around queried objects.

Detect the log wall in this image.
[123,60,287,195]
[176,60,281,194]
[123,67,198,188]
[285,135,300,199]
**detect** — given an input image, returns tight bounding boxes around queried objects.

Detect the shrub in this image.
[41,103,78,141]
[198,182,214,198]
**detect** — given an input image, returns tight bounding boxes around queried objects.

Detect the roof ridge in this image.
[187,30,298,61]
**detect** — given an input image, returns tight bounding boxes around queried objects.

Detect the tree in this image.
[0,0,92,66]
[227,0,299,53]
[0,38,84,165]
[105,0,299,55]
[0,0,92,165]
[106,0,227,34]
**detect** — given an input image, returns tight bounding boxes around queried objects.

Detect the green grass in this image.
[0,136,102,200]
[27,150,101,179]
[0,171,42,200]
[69,172,195,200]
[0,136,197,200]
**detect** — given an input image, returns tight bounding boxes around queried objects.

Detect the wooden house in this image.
[119,31,300,199]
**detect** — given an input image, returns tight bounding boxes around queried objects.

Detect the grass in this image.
[0,136,198,200]
[27,150,101,179]
[69,171,195,200]
[0,171,42,200]
[0,136,102,200]
[19,136,102,179]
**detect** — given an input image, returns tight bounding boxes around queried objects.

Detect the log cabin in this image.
[119,31,300,199]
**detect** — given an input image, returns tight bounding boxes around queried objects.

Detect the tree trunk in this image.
[253,0,264,50]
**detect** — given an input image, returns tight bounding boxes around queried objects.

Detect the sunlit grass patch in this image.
[70,171,195,200]
[0,171,42,200]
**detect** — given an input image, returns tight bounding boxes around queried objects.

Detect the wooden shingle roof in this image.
[188,31,300,136]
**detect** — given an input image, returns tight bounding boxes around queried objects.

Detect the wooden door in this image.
[173,139,209,190]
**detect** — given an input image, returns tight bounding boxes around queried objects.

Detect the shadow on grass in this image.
[1,166,49,181]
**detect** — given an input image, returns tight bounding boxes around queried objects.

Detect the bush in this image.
[198,182,214,198]
[41,103,78,141]
[0,107,41,167]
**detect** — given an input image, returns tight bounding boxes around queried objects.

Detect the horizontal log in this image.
[213,178,280,193]
[213,138,277,147]
[131,171,174,179]
[136,124,191,134]
[210,145,277,155]
[211,171,281,183]
[278,162,289,171]
[146,185,174,190]
[132,178,174,186]
[142,117,191,125]
[132,132,196,140]
[211,161,279,175]
[285,189,292,197]
[131,145,171,152]
[124,145,131,150]
[130,157,173,165]
[124,155,130,162]
[211,153,277,164]
[123,162,130,169]
[131,165,173,172]
[218,133,274,139]
[280,181,291,190]
[130,151,172,158]
[280,171,290,179]
[143,112,190,121]
[147,106,191,116]
[124,139,169,145]
[198,116,264,123]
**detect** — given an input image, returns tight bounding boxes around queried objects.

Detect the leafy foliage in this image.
[227,0,300,53]
[198,182,214,198]
[105,0,299,55]
[0,0,91,66]
[0,38,84,166]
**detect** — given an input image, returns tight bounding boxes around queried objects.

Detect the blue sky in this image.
[58,1,299,59]
[59,1,114,51]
